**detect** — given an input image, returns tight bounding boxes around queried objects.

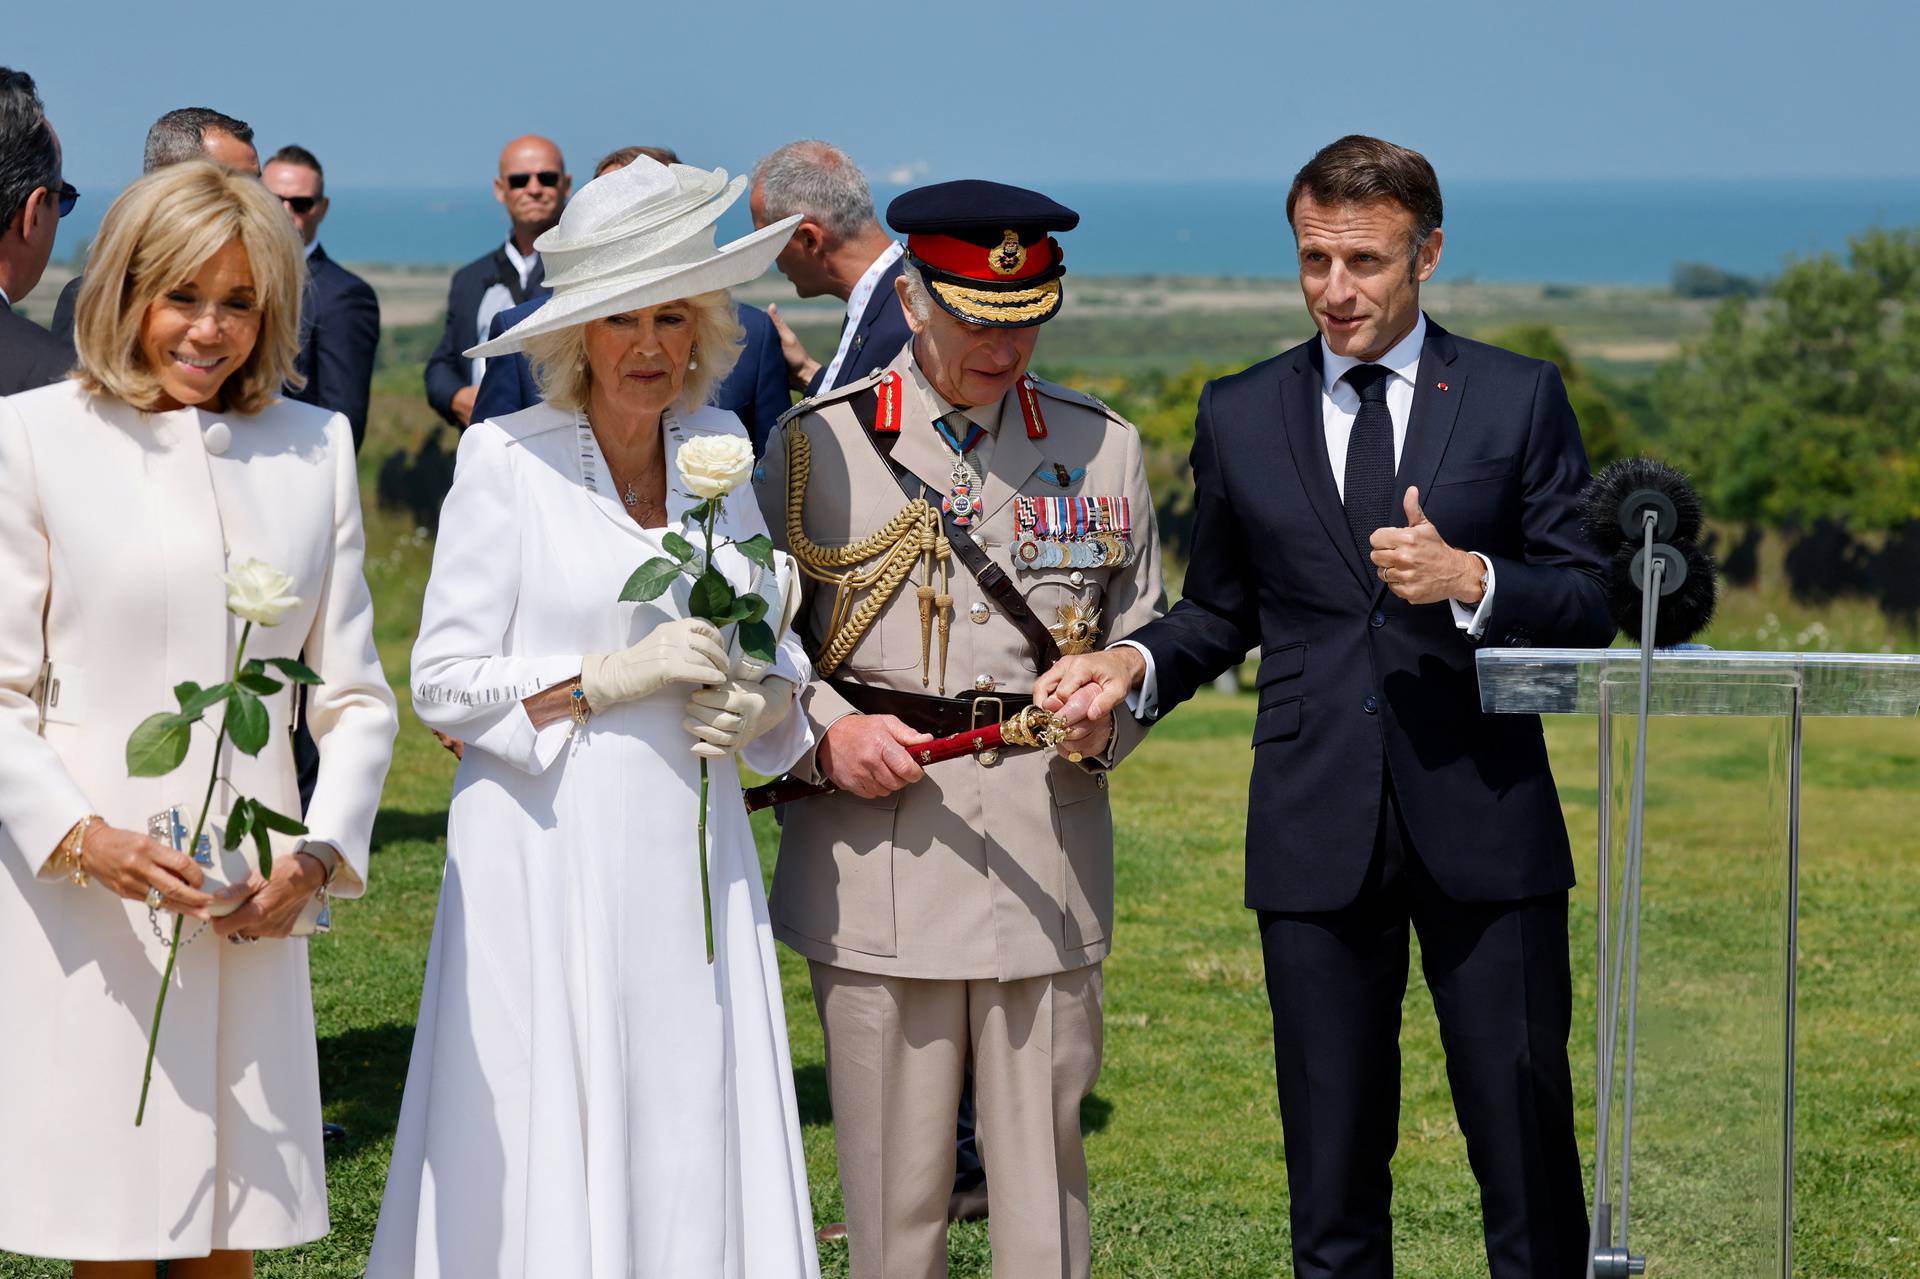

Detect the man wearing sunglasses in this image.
[0,65,74,396]
[424,134,570,429]
[265,144,380,451]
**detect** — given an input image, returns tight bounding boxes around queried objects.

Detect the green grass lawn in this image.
[5,429,1916,1277]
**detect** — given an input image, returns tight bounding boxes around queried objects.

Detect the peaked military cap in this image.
[887,180,1080,328]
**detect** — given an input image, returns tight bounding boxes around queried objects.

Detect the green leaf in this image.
[735,534,775,568]
[619,557,684,603]
[177,681,232,720]
[687,566,737,621]
[249,800,308,837]
[237,669,283,696]
[265,657,321,685]
[742,594,770,625]
[173,680,202,708]
[223,799,252,851]
[250,820,273,880]
[684,498,715,526]
[227,689,270,756]
[661,531,697,563]
[738,619,776,663]
[126,712,191,777]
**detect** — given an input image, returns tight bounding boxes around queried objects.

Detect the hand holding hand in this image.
[1052,683,1115,762]
[684,676,795,758]
[1368,488,1486,606]
[582,618,728,709]
[818,714,933,799]
[76,822,242,921]
[212,851,328,942]
[1034,646,1146,722]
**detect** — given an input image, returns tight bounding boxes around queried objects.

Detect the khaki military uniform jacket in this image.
[756,346,1165,981]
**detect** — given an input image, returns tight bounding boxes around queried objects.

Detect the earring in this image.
[688,344,699,372]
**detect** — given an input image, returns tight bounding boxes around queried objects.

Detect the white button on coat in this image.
[203,421,232,455]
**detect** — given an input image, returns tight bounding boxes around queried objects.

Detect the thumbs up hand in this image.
[1368,486,1487,605]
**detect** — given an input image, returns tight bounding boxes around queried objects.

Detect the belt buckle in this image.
[969,695,1006,735]
[969,695,1006,767]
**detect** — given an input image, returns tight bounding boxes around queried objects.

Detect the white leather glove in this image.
[581,619,727,710]
[683,676,795,758]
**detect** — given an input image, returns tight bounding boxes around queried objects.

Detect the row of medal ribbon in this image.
[1013,495,1136,570]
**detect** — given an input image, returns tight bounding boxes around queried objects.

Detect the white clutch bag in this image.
[148,806,331,935]
[728,550,803,680]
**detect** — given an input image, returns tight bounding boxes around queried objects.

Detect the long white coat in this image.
[0,380,397,1261]
[369,403,821,1279]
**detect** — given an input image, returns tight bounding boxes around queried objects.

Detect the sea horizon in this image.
[51,176,1920,287]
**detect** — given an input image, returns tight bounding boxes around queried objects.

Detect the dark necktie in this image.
[1341,363,1396,565]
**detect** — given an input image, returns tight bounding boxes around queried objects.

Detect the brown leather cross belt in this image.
[830,679,1034,740]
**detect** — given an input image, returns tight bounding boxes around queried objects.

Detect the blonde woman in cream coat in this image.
[0,163,396,1275]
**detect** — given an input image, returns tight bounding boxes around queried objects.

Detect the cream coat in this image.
[756,348,1166,981]
[0,380,397,1261]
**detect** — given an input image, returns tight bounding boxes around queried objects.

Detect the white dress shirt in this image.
[1119,312,1495,719]
[820,241,904,391]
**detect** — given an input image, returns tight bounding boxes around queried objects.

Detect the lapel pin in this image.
[1437,382,1449,392]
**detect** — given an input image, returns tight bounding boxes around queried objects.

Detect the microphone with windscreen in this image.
[1574,457,1720,1278]
[1581,458,1718,646]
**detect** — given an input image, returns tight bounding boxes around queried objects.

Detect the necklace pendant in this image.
[622,481,639,508]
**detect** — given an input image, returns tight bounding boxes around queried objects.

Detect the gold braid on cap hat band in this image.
[929,277,1061,324]
[784,426,954,688]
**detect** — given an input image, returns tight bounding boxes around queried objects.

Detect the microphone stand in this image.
[1588,509,1668,1279]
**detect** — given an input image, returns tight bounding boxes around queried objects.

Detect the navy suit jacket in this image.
[471,298,790,455]
[425,244,545,427]
[1127,319,1613,913]
[805,255,911,396]
[288,244,380,449]
[0,297,73,396]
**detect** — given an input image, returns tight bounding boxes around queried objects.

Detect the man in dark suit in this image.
[51,106,258,342]
[424,134,567,429]
[0,66,72,395]
[1039,135,1613,1279]
[470,146,790,453]
[264,145,380,449]
[750,139,911,396]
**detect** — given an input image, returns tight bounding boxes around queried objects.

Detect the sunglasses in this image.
[56,182,79,219]
[280,195,321,215]
[505,170,562,190]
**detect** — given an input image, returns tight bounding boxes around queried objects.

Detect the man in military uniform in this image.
[756,181,1164,1278]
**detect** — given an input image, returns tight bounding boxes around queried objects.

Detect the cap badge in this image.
[989,230,1028,277]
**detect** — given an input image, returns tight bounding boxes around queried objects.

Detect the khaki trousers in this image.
[809,962,1104,1279]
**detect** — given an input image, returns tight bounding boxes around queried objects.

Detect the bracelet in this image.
[59,815,97,887]
[569,681,592,727]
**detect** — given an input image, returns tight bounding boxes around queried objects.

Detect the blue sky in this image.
[16,0,1920,192]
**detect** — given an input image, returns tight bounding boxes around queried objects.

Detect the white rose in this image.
[677,434,755,501]
[222,559,302,626]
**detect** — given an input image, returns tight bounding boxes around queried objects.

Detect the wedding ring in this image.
[228,934,257,946]
[144,886,164,911]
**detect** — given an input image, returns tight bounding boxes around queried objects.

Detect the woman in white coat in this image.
[0,162,397,1276]
[368,157,819,1278]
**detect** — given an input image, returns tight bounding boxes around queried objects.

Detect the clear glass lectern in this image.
[1477,649,1920,1279]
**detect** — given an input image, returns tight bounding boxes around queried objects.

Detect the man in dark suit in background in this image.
[51,107,258,341]
[424,133,567,429]
[472,145,790,452]
[264,145,380,449]
[0,66,73,395]
[750,139,910,396]
[1039,135,1612,1278]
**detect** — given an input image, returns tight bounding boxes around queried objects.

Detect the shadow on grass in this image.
[1082,1090,1112,1135]
[796,1062,831,1128]
[318,1020,417,1157]
[371,807,450,852]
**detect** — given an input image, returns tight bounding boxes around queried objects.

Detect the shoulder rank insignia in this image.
[1016,373,1047,440]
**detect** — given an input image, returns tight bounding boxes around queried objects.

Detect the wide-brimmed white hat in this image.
[466,157,800,357]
